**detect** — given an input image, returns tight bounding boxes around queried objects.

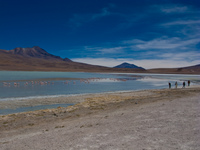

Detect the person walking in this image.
[175,82,178,89]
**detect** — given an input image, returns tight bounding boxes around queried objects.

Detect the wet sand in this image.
[0,87,200,150]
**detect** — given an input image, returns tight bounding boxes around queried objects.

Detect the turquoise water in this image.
[0,71,110,81]
[0,71,199,101]
[0,71,199,114]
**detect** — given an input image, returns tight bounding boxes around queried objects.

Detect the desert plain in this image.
[0,86,200,150]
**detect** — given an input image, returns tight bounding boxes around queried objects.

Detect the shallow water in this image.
[0,71,199,101]
[0,71,199,114]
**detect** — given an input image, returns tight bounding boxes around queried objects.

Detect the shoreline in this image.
[0,86,200,149]
[1,86,199,118]
[0,89,157,111]
[0,85,200,112]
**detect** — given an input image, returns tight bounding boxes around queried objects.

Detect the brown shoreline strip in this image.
[0,87,199,130]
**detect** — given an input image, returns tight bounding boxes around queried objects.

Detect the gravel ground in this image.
[0,87,200,150]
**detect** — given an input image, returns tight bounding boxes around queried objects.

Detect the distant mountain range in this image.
[0,46,144,72]
[114,62,145,70]
[0,46,199,74]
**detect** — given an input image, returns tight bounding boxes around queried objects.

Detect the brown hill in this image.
[0,47,145,72]
[4,46,71,61]
[147,64,200,74]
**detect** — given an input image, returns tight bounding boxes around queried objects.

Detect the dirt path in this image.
[0,87,200,150]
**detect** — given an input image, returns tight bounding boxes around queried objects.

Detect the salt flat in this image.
[0,87,200,150]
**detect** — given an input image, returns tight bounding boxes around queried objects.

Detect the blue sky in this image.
[0,0,200,69]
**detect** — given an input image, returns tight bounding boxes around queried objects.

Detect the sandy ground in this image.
[0,87,200,150]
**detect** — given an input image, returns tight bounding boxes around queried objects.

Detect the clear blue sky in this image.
[0,0,200,69]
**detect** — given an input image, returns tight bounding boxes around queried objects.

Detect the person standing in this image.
[183,82,186,88]
[169,82,171,89]
[188,80,190,86]
[175,82,178,89]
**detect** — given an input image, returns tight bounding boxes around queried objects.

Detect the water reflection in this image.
[0,71,199,100]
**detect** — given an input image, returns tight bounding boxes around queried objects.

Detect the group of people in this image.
[168,80,190,89]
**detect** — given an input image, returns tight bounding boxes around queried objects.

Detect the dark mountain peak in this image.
[114,62,145,70]
[11,46,47,56]
[121,62,132,66]
[63,57,72,62]
[8,46,64,60]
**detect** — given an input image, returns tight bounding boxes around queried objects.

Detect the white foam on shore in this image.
[0,88,149,101]
[0,88,158,102]
[0,94,87,101]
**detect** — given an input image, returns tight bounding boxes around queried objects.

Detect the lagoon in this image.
[0,71,199,101]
